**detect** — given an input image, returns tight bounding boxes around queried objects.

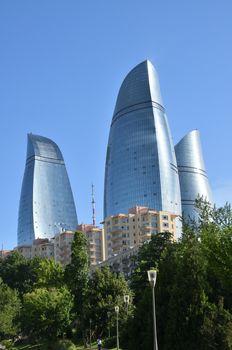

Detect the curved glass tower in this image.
[175,130,213,220]
[17,134,78,246]
[104,60,182,221]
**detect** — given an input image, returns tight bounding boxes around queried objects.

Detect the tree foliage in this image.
[1,201,232,349]
[195,197,232,228]
[21,287,73,340]
[35,258,64,289]
[64,231,89,309]
[84,267,133,338]
[130,231,173,303]
[0,251,40,295]
[0,278,21,340]
[64,231,90,340]
[126,201,232,350]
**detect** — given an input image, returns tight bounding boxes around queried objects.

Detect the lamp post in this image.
[107,311,111,338]
[115,306,119,350]
[124,295,130,315]
[89,318,92,349]
[147,270,158,350]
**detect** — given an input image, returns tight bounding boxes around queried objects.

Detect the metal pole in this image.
[107,312,111,338]
[152,286,158,350]
[116,311,119,350]
[89,319,92,349]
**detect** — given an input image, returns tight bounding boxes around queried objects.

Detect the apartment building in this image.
[54,230,74,266]
[17,238,54,260]
[104,206,177,259]
[17,226,104,267]
[0,250,12,259]
[77,224,105,265]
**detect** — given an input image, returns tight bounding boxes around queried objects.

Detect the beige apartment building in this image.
[17,234,71,265]
[104,206,177,259]
[16,245,32,259]
[15,208,176,267]
[77,224,105,265]
[54,226,104,266]
[17,226,104,266]
[0,249,12,259]
[54,230,75,266]
[17,238,54,260]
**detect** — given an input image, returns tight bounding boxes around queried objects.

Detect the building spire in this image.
[92,184,96,226]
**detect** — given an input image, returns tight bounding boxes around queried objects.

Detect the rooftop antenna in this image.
[92,183,96,226]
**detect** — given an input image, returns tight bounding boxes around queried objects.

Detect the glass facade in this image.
[17,134,78,246]
[104,61,182,223]
[175,130,213,220]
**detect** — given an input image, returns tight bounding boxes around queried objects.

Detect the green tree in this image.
[35,258,64,288]
[195,197,232,229]
[125,231,176,349]
[162,236,209,350]
[84,267,133,339]
[0,251,40,295]
[21,287,73,340]
[0,278,21,340]
[126,201,232,350]
[125,287,153,350]
[200,219,232,310]
[64,231,89,338]
[200,299,232,350]
[130,231,173,303]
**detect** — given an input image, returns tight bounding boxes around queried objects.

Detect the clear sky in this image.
[1,0,232,249]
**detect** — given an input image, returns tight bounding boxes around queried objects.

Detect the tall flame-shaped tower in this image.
[104,60,182,223]
[17,134,78,246]
[175,130,213,220]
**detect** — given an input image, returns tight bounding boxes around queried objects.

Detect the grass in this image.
[12,340,123,350]
[75,345,123,350]
[15,344,46,349]
[76,343,99,349]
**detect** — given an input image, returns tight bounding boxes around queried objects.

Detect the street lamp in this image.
[124,295,130,315]
[147,269,158,350]
[89,318,92,349]
[115,306,120,350]
[107,311,111,338]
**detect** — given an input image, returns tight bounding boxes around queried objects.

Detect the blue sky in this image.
[1,1,232,249]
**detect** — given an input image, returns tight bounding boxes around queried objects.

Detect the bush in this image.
[53,340,76,350]
[0,340,17,349]
[103,336,117,349]
[0,339,13,349]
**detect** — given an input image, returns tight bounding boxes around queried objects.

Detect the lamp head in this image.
[124,295,130,304]
[115,306,119,313]
[147,269,157,287]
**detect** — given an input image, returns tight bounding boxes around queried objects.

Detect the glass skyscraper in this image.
[104,60,182,221]
[17,134,78,246]
[175,130,213,220]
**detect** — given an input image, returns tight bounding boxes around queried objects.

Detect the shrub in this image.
[103,336,117,349]
[53,340,76,350]
[0,339,17,349]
